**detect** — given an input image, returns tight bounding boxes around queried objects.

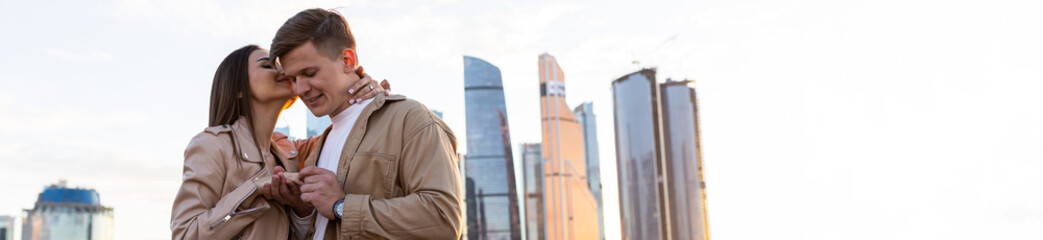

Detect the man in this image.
[265,8,463,240]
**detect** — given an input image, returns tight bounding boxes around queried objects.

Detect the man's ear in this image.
[341,49,357,74]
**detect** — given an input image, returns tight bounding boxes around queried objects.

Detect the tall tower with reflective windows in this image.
[612,70,711,240]
[463,55,521,240]
[520,143,544,240]
[612,69,668,240]
[538,53,599,240]
[573,102,604,240]
[661,79,709,240]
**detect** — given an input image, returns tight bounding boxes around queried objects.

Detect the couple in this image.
[170,8,463,240]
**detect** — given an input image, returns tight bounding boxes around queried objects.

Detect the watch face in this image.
[335,201,344,218]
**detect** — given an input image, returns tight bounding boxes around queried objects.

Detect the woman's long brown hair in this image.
[208,45,258,127]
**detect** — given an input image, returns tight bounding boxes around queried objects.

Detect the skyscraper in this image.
[661,79,709,240]
[463,55,521,240]
[611,69,668,240]
[22,180,114,240]
[538,53,599,240]
[612,70,711,240]
[573,102,604,240]
[520,143,544,240]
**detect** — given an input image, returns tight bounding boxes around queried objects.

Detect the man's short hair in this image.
[270,8,356,62]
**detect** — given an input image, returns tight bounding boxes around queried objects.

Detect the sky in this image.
[1,0,1042,239]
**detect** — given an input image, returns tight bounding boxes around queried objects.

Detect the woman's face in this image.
[247,49,295,106]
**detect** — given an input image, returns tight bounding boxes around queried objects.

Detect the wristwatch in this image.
[333,198,345,220]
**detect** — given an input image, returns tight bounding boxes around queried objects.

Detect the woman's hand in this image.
[347,66,391,104]
[261,166,314,216]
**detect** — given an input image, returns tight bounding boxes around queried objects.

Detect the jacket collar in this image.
[270,131,299,161]
[230,118,266,163]
[367,93,405,114]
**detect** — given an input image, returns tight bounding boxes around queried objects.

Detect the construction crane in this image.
[632,33,679,66]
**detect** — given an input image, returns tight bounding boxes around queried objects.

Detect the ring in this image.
[368,84,373,90]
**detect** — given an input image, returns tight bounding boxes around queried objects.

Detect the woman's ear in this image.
[341,49,357,73]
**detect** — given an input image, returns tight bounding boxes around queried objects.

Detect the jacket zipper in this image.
[208,187,260,230]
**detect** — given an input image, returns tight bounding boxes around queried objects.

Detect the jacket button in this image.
[243,153,248,159]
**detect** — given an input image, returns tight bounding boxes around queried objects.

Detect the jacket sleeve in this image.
[339,122,464,239]
[292,136,322,170]
[170,134,272,240]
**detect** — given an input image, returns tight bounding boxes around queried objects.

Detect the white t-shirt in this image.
[313,98,372,240]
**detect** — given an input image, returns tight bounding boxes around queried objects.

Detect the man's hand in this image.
[299,166,345,219]
[261,166,313,216]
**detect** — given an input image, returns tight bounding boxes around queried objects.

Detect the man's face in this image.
[281,41,360,117]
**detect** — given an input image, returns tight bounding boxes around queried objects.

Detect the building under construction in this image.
[22,180,114,240]
[612,69,709,240]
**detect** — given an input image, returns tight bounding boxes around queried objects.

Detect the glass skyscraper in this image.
[520,143,544,240]
[661,79,709,240]
[612,69,668,240]
[573,102,604,240]
[463,55,521,240]
[612,70,711,240]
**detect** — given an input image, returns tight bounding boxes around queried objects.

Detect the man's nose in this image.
[295,78,310,96]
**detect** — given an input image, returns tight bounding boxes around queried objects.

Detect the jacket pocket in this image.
[350,152,398,198]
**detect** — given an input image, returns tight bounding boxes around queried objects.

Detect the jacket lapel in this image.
[231,118,264,164]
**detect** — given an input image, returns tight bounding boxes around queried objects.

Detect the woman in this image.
[170,45,386,239]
